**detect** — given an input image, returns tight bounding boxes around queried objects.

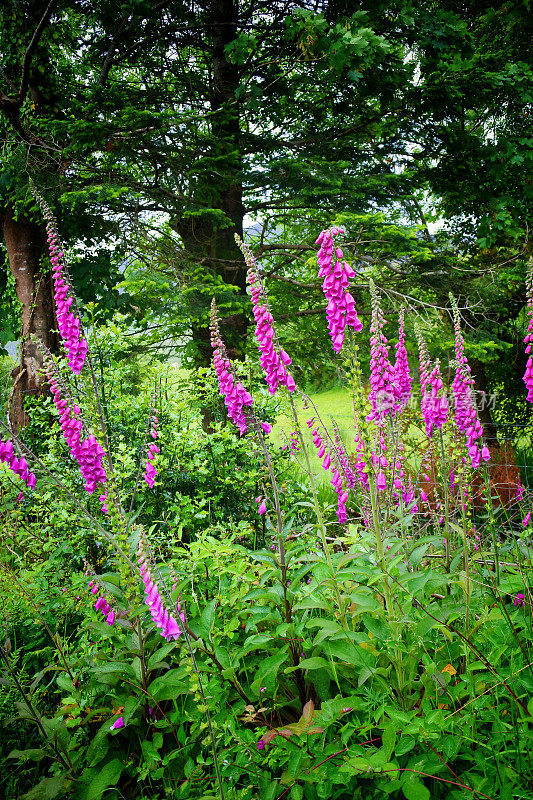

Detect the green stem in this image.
[369,477,393,617]
[439,430,451,572]
[287,392,348,631]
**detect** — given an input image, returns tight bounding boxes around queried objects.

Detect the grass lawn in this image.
[272,386,356,476]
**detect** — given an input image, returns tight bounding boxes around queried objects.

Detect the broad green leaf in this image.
[83,759,124,800]
[147,642,177,669]
[402,776,430,800]
[148,667,188,702]
[199,598,217,641]
[22,776,67,800]
[285,657,330,673]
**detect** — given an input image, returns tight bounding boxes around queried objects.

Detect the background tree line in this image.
[0,0,531,434]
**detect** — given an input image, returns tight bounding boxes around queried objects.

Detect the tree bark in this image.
[1,203,57,432]
[174,0,248,371]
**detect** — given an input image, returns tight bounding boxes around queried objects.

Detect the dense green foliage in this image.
[2,267,533,798]
[1,2,533,799]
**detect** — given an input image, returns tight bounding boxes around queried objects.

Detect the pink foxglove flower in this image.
[523,264,533,401]
[0,440,37,493]
[236,235,296,394]
[138,536,184,642]
[210,300,254,434]
[394,309,411,409]
[306,417,350,521]
[367,282,400,422]
[43,350,107,500]
[110,716,124,730]
[144,409,160,488]
[315,227,363,352]
[258,500,267,515]
[33,188,88,374]
[451,303,488,468]
[416,324,448,437]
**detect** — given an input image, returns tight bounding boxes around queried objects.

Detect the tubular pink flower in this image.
[523,265,533,402]
[43,350,107,502]
[138,536,183,642]
[315,226,363,352]
[33,189,88,374]
[144,409,159,486]
[451,303,488,468]
[422,362,448,437]
[210,300,254,434]
[110,716,124,730]
[236,234,296,394]
[309,422,350,523]
[367,282,400,422]
[394,309,411,408]
[415,325,449,437]
[0,440,37,494]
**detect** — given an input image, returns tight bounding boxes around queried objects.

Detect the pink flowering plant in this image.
[1,210,533,800]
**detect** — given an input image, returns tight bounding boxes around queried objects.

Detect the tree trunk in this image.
[174,0,248,371]
[1,203,57,432]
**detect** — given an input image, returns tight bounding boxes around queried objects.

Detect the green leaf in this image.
[8,748,47,763]
[402,776,430,800]
[285,657,330,673]
[252,650,288,694]
[90,661,136,680]
[381,723,396,761]
[147,642,177,669]
[22,776,67,800]
[199,598,217,641]
[83,759,123,800]
[148,667,187,702]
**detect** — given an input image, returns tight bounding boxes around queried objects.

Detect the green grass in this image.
[272,386,355,476]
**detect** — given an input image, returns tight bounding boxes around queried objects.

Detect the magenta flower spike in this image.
[210,300,254,434]
[0,439,37,494]
[315,227,363,352]
[394,309,411,409]
[416,325,449,439]
[32,188,88,374]
[367,282,400,423]
[236,234,296,395]
[451,303,488,468]
[308,419,352,523]
[43,351,107,503]
[523,265,533,401]
[138,536,184,642]
[144,410,160,487]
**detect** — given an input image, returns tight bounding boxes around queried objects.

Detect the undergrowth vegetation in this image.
[1,209,533,800]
